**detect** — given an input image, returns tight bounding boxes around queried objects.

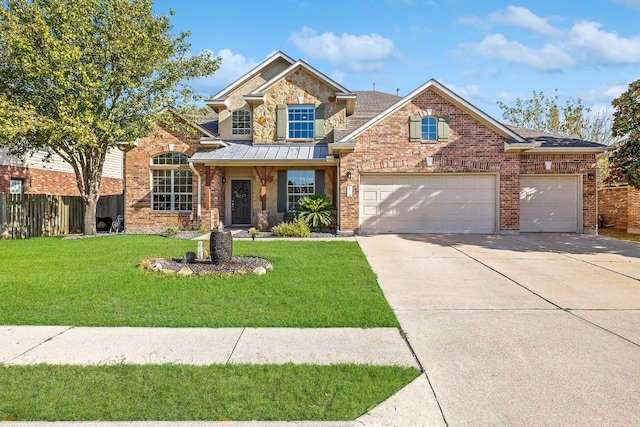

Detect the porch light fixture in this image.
[346,171,352,179]
[544,161,552,170]
[588,173,595,180]
[222,176,226,183]
[168,143,175,152]
[426,157,434,166]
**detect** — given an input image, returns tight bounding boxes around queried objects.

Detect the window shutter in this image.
[315,103,325,139]
[438,116,450,141]
[409,116,421,141]
[276,104,287,140]
[315,170,325,194]
[277,170,287,212]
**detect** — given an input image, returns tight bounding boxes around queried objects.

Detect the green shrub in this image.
[271,219,311,237]
[295,194,335,231]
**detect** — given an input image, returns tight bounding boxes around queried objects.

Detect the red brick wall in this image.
[0,165,122,196]
[338,88,598,234]
[520,153,598,233]
[597,187,628,230]
[125,126,220,234]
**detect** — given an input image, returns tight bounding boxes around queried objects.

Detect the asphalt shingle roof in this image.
[505,125,606,148]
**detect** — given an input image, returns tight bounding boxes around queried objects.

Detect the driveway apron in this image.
[357,233,640,426]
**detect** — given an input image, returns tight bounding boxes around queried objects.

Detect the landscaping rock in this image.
[177,266,193,276]
[253,266,267,276]
[184,251,197,263]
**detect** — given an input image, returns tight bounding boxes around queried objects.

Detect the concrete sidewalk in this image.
[0,326,417,367]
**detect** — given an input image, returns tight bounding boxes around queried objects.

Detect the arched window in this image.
[232,109,251,135]
[421,117,437,141]
[151,152,192,211]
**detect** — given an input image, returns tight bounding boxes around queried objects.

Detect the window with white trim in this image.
[421,117,437,141]
[10,178,24,195]
[287,170,314,210]
[151,153,192,211]
[232,109,251,135]
[288,105,315,139]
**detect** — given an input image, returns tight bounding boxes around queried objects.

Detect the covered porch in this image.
[190,142,340,230]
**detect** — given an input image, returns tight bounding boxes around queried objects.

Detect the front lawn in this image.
[0,364,420,421]
[598,228,640,244]
[0,235,397,327]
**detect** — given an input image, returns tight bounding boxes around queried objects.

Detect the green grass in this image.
[0,364,420,421]
[598,228,640,244]
[0,235,397,327]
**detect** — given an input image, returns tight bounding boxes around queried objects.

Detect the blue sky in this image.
[153,0,640,120]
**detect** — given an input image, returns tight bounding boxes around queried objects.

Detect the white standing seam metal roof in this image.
[190,142,331,163]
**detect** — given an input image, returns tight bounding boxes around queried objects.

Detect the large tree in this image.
[609,80,640,187]
[497,89,614,144]
[0,0,220,234]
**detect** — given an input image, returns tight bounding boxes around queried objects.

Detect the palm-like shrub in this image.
[295,194,335,231]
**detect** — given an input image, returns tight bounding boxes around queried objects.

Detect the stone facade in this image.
[0,165,122,196]
[253,69,346,143]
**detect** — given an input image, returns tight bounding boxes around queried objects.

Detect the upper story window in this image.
[10,178,24,195]
[151,152,192,212]
[232,109,251,135]
[288,105,315,139]
[421,117,437,141]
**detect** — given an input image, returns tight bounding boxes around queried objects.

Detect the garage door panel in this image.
[360,175,496,234]
[520,176,579,233]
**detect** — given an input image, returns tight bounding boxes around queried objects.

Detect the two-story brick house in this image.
[124,51,605,235]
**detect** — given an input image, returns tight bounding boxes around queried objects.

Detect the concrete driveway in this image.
[357,233,640,426]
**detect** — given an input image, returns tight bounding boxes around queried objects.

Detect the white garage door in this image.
[520,176,580,232]
[360,175,497,234]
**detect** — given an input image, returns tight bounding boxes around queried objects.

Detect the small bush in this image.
[296,194,335,231]
[271,219,311,237]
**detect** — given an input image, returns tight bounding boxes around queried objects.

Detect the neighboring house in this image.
[0,147,123,196]
[598,186,640,234]
[124,51,606,235]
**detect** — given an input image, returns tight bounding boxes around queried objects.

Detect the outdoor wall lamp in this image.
[426,157,434,166]
[346,171,352,179]
[222,176,226,183]
[588,173,595,180]
[544,161,552,170]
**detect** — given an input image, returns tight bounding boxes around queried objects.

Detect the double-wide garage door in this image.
[360,175,497,234]
[520,176,580,232]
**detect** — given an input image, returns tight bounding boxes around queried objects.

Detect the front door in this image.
[231,180,251,225]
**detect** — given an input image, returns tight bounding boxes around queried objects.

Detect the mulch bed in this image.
[141,256,273,276]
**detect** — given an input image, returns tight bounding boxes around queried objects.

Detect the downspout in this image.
[189,162,202,221]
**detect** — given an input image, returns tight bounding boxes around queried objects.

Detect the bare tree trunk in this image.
[83,195,99,235]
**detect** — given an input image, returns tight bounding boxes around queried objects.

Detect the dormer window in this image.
[232,109,251,135]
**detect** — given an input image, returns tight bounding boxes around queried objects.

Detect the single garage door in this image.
[360,175,497,234]
[520,176,580,232]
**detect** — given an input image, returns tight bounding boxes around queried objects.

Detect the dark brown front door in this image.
[231,180,251,224]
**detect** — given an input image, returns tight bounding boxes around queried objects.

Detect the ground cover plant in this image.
[0,235,398,327]
[598,228,640,244]
[0,364,420,421]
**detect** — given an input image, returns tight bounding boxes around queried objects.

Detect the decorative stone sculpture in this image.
[210,229,232,264]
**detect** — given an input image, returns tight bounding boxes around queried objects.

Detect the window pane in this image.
[232,110,251,135]
[152,152,189,165]
[286,170,315,210]
[421,117,437,141]
[152,169,192,211]
[9,178,24,195]
[288,106,315,139]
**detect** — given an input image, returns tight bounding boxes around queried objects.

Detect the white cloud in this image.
[289,27,397,72]
[488,5,561,37]
[471,34,574,71]
[569,21,640,65]
[461,6,640,71]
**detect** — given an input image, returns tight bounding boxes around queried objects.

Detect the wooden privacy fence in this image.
[0,193,84,239]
